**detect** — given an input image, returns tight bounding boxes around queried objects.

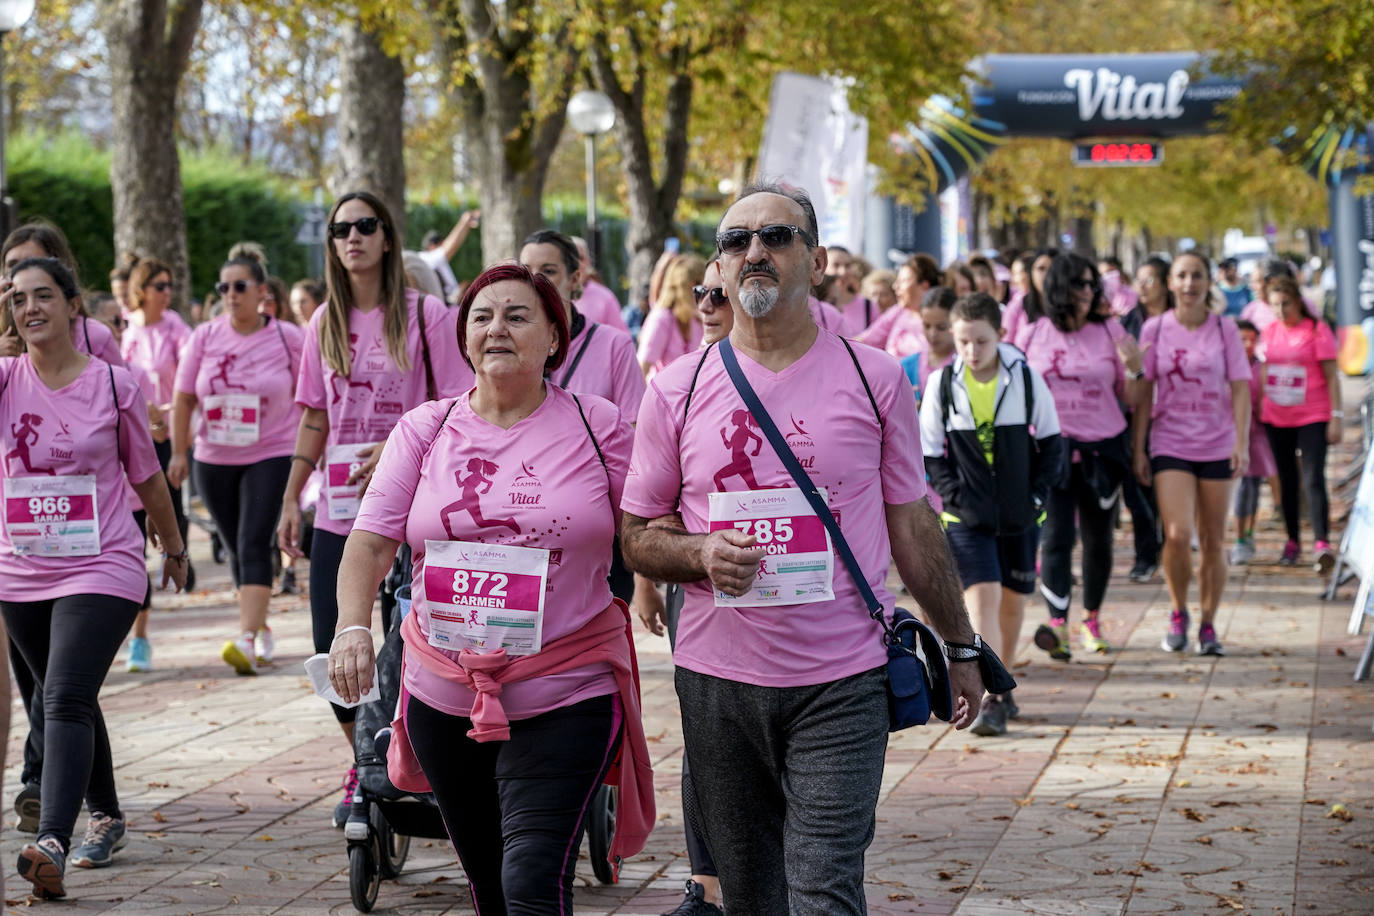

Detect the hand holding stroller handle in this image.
[326,628,378,705]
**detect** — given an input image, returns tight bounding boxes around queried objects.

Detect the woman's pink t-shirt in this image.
[1258,317,1337,428]
[175,316,304,465]
[1240,299,1278,332]
[1002,297,1029,347]
[1019,316,1128,442]
[125,362,159,512]
[858,305,925,359]
[623,331,927,688]
[809,297,847,334]
[353,386,631,720]
[0,356,161,603]
[556,319,646,419]
[295,291,475,537]
[637,308,702,379]
[839,294,878,336]
[1245,358,1277,478]
[73,316,124,367]
[122,310,191,408]
[1141,311,1251,462]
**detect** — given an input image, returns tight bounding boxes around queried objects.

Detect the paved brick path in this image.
[3,412,1372,913]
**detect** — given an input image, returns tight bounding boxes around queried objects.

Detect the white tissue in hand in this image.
[304,653,380,709]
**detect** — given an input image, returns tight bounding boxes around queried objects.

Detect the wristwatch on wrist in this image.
[942,638,982,663]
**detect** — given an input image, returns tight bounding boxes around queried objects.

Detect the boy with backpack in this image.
[919,293,1065,736]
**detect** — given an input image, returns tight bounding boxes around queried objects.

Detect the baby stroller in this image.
[343,584,618,912]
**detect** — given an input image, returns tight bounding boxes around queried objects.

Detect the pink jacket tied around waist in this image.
[386,599,655,866]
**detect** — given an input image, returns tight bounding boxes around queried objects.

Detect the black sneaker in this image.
[17,835,66,898]
[14,782,40,833]
[1128,560,1158,583]
[970,695,1008,737]
[662,880,723,916]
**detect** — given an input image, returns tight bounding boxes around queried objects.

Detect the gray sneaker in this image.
[970,695,1008,737]
[1162,608,1189,652]
[1229,540,1256,566]
[69,813,127,868]
[17,835,66,898]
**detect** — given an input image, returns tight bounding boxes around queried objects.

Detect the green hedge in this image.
[8,133,718,304]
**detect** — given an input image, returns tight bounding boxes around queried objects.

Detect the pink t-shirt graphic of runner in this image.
[1019,317,1127,442]
[1141,311,1251,462]
[7,413,56,476]
[714,409,764,490]
[439,457,521,536]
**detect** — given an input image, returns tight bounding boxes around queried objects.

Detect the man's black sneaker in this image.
[662,879,723,915]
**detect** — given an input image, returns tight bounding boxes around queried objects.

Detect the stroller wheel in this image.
[587,784,617,884]
[349,841,380,912]
[371,805,411,879]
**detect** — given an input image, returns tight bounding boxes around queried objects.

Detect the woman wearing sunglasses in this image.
[1019,253,1144,663]
[166,256,303,676]
[637,254,705,379]
[1133,252,1250,657]
[278,190,472,827]
[121,257,196,653]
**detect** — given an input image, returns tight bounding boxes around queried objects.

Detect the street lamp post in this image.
[566,90,616,267]
[0,0,34,242]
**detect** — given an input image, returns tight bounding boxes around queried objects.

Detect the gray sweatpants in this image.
[675,665,889,915]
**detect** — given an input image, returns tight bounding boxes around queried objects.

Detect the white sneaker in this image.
[221,632,257,676]
[255,627,276,665]
[1229,540,1256,566]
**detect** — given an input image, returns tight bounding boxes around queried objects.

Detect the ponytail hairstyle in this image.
[1265,274,1317,323]
[321,191,409,377]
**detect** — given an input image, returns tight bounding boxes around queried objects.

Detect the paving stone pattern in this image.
[3,400,1372,913]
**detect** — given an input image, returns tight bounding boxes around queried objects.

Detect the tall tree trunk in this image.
[333,21,407,242]
[103,0,203,309]
[588,32,693,305]
[428,0,576,265]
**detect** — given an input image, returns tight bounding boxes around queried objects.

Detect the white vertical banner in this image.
[757,72,868,252]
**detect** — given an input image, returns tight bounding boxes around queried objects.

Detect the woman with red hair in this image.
[329,263,653,913]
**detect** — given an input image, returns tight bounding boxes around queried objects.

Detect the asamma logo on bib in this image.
[1062,67,1188,122]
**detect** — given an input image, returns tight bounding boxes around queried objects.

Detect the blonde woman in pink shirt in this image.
[278,191,471,827]
[1,258,186,897]
[167,255,304,676]
[1133,252,1251,657]
[330,263,652,913]
[637,254,705,378]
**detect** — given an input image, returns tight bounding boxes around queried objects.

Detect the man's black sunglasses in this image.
[715,224,814,255]
[693,285,729,307]
[328,217,383,239]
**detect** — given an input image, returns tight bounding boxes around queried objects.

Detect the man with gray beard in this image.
[621,182,983,914]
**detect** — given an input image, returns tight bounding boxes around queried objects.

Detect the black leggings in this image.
[665,584,718,878]
[1041,463,1116,617]
[193,456,291,588]
[1,594,140,852]
[310,528,359,724]
[154,438,189,549]
[1265,421,1330,543]
[407,693,621,916]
